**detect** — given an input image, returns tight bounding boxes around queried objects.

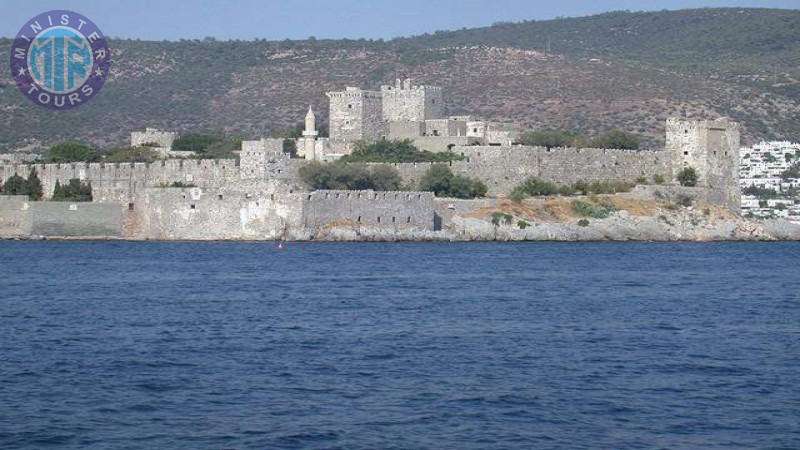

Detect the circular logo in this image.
[10,10,110,110]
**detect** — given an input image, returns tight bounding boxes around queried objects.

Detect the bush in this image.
[1,174,28,196]
[742,186,779,199]
[517,220,529,229]
[519,130,580,148]
[577,219,590,227]
[104,146,160,163]
[676,194,694,207]
[589,131,640,150]
[1,169,43,200]
[299,162,403,191]
[52,179,92,202]
[572,199,618,219]
[171,133,222,153]
[419,165,486,198]
[514,177,560,196]
[781,163,800,180]
[490,212,513,226]
[653,174,666,184]
[46,141,99,162]
[677,167,699,187]
[159,181,196,188]
[510,177,635,200]
[342,139,464,163]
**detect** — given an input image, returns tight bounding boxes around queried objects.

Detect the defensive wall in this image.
[370,145,674,196]
[0,195,122,238]
[128,183,302,240]
[0,159,240,202]
[300,190,435,232]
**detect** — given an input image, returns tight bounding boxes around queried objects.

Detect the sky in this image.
[1,0,797,41]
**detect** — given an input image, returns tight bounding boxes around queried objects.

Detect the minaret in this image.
[302,105,318,160]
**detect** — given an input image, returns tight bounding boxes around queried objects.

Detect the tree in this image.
[781,162,800,180]
[298,162,402,191]
[171,133,222,153]
[370,165,403,191]
[104,146,160,163]
[27,168,43,200]
[589,131,640,150]
[52,179,92,202]
[1,174,28,196]
[677,167,699,187]
[46,141,99,162]
[519,130,580,148]
[418,165,486,198]
[342,139,464,163]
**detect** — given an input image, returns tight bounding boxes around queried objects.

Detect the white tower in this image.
[302,105,318,160]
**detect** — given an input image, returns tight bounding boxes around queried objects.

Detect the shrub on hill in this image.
[519,130,581,148]
[46,141,100,163]
[299,162,403,191]
[418,165,487,199]
[519,130,640,150]
[342,139,465,163]
[104,146,161,163]
[677,167,699,187]
[510,176,636,201]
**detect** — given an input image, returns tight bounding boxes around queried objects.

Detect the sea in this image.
[0,241,798,449]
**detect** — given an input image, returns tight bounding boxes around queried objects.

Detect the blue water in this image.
[0,242,798,449]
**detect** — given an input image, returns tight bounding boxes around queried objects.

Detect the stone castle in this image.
[0,79,740,240]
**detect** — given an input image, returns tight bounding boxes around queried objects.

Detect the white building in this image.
[740,141,800,219]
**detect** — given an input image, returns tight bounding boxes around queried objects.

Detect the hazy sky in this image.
[2,0,797,40]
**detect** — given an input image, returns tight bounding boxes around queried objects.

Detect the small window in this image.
[473,128,478,133]
[392,217,396,223]
[377,216,381,223]
[128,203,135,211]
[347,104,353,109]
[407,216,411,223]
[190,204,196,209]
[357,216,361,223]
[218,194,223,200]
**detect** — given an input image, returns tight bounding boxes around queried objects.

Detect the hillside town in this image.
[740,141,800,222]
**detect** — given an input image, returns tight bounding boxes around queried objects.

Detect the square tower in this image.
[666,118,741,210]
[326,87,383,141]
[380,78,443,123]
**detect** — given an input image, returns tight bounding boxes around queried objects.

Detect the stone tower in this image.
[380,78,443,123]
[301,105,318,160]
[325,87,383,141]
[666,118,741,210]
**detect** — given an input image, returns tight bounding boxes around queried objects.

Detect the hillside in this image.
[0,7,798,153]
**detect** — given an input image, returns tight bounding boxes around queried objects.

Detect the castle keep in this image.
[0,79,741,240]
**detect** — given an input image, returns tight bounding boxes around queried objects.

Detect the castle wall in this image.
[300,190,435,231]
[0,195,121,237]
[0,159,240,203]
[130,182,303,240]
[411,136,481,153]
[372,146,673,196]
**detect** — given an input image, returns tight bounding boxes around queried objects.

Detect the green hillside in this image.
[0,8,798,153]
